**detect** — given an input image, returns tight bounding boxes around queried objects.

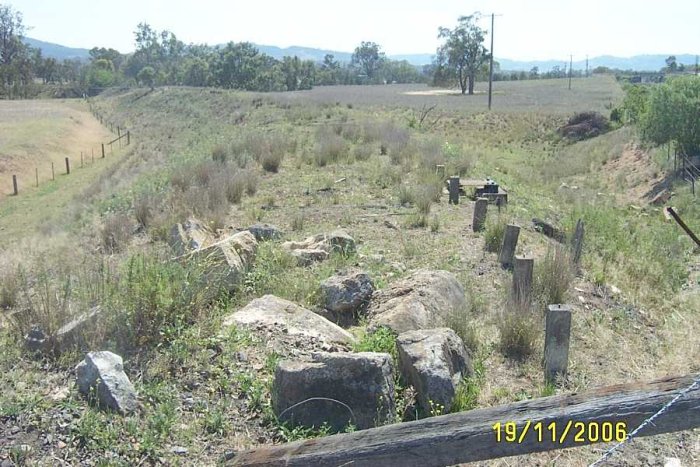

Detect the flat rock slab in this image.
[75,351,137,414]
[25,306,103,355]
[169,218,214,256]
[272,352,395,431]
[368,270,467,334]
[397,328,472,413]
[222,295,355,345]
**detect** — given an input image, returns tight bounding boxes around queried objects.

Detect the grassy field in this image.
[1,76,698,466]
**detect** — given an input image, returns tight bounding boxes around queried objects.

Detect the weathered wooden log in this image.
[229,373,700,467]
[512,256,534,307]
[472,197,488,232]
[544,304,572,384]
[532,218,565,242]
[498,224,520,268]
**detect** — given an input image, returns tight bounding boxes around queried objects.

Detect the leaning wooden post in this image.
[472,197,488,232]
[12,175,18,195]
[512,255,534,307]
[544,304,572,385]
[571,219,585,269]
[448,176,460,205]
[65,157,70,175]
[101,143,105,158]
[498,224,520,268]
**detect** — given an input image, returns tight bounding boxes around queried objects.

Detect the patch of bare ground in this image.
[601,143,668,205]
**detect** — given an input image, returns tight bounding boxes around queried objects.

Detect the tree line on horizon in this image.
[3,4,694,99]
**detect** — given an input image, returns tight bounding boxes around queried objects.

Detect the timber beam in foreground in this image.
[229,374,700,467]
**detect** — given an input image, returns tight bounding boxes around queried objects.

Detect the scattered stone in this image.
[272,352,395,430]
[320,269,374,316]
[283,230,355,265]
[24,306,103,355]
[75,351,137,414]
[396,328,472,413]
[222,295,355,345]
[170,446,188,455]
[609,284,621,295]
[24,326,47,353]
[290,248,329,266]
[664,458,681,467]
[169,218,213,256]
[368,270,467,334]
[248,223,283,241]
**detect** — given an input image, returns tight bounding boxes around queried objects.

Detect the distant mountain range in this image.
[25,36,697,72]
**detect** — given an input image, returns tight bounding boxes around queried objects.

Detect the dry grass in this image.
[534,245,575,306]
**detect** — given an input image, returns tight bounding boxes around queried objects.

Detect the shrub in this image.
[260,151,283,173]
[0,267,20,309]
[243,169,259,196]
[497,300,538,361]
[352,143,374,162]
[315,128,347,166]
[559,111,610,141]
[397,185,414,205]
[211,144,229,163]
[225,173,246,204]
[102,212,132,253]
[484,216,507,253]
[353,327,398,362]
[133,193,158,228]
[534,245,574,306]
[444,306,479,353]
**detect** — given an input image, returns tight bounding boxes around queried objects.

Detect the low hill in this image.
[24,37,91,61]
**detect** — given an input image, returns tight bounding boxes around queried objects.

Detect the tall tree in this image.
[435,14,489,95]
[351,41,385,81]
[0,3,32,95]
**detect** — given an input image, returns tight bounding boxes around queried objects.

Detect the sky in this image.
[8,0,700,60]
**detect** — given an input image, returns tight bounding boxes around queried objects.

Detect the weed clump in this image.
[534,245,574,306]
[484,215,507,253]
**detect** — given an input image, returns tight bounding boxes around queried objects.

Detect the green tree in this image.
[436,14,489,94]
[642,76,700,155]
[0,3,33,96]
[137,66,156,89]
[352,41,385,81]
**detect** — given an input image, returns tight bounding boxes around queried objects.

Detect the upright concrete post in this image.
[512,256,534,307]
[544,304,572,384]
[448,176,460,205]
[472,197,488,232]
[498,224,520,268]
[12,175,18,195]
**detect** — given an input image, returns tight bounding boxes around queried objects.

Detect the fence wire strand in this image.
[589,375,700,467]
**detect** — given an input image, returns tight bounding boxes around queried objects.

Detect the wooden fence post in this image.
[117,127,121,148]
[571,219,584,268]
[544,304,572,384]
[472,197,488,232]
[512,256,534,307]
[435,164,445,178]
[127,131,130,145]
[81,152,84,168]
[498,224,520,268]
[101,143,105,158]
[448,176,460,205]
[12,175,18,195]
[65,157,70,175]
[35,168,39,188]
[51,162,55,181]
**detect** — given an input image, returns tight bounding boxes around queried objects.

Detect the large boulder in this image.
[248,223,283,241]
[169,218,213,256]
[188,231,258,293]
[368,270,467,334]
[272,352,395,431]
[282,230,355,266]
[222,295,355,345]
[320,269,374,322]
[75,351,137,414]
[396,328,472,413]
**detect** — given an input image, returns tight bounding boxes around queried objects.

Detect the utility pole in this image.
[568,55,573,90]
[696,55,699,75]
[586,55,589,77]
[488,13,495,110]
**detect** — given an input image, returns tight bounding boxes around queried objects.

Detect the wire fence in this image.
[5,101,131,197]
[589,374,700,466]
